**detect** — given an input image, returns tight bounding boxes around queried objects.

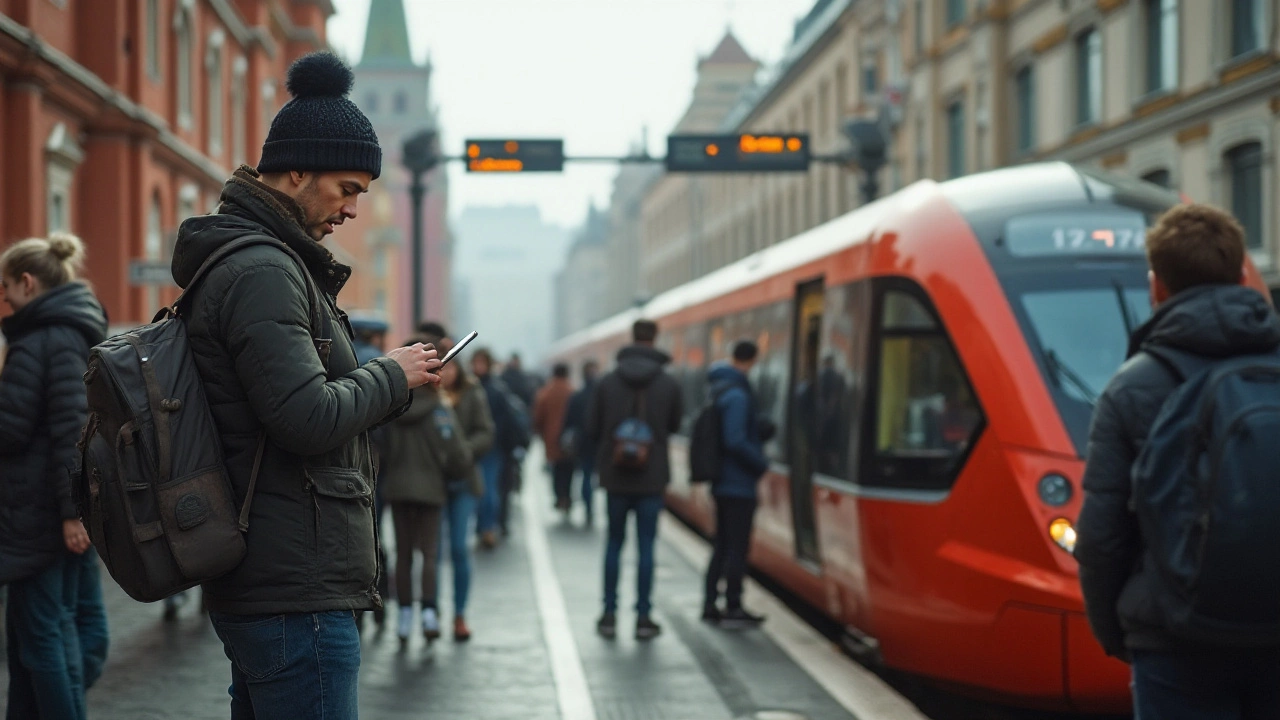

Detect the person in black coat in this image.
[1075,204,1280,718]
[0,232,109,718]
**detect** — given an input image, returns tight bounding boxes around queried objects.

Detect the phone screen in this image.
[438,331,479,367]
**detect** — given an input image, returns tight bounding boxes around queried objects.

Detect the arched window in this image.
[207,30,225,156]
[232,57,247,166]
[1226,142,1264,250]
[394,92,408,114]
[145,195,164,316]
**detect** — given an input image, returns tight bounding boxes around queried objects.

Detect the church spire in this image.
[359,0,414,68]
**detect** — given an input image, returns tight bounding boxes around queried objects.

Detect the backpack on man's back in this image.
[1131,345,1280,647]
[687,395,724,485]
[74,237,320,603]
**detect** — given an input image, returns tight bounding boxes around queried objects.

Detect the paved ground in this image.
[1,459,919,720]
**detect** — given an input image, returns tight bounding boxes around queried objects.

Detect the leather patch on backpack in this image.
[175,493,211,531]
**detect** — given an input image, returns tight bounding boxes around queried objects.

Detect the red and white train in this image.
[548,162,1269,713]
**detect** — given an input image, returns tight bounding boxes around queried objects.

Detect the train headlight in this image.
[1049,518,1077,554]
[1037,474,1073,506]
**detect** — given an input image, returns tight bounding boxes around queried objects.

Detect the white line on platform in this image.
[660,514,931,720]
[523,468,598,720]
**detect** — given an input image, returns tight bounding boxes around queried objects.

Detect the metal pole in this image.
[410,171,427,327]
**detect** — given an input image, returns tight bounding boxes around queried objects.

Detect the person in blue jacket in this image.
[702,340,769,628]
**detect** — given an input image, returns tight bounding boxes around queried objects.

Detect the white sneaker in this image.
[422,607,441,641]
[397,606,414,640]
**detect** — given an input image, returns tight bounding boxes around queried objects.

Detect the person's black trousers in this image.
[704,496,758,611]
[552,459,576,508]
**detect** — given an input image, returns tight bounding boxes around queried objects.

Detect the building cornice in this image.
[205,0,253,49]
[0,11,229,185]
[270,4,325,50]
[1043,65,1280,162]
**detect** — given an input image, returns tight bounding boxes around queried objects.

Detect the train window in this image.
[810,281,871,480]
[867,287,983,491]
[752,302,793,462]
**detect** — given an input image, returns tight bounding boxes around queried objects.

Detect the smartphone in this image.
[437,331,479,367]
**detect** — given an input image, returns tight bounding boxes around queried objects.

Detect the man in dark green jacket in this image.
[171,52,439,720]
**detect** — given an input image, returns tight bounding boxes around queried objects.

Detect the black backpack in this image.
[74,237,321,603]
[688,396,723,484]
[1131,346,1280,647]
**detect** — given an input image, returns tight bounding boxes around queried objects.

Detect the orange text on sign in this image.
[740,135,801,154]
[469,158,524,172]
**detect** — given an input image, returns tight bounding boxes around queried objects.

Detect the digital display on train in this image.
[1004,211,1147,257]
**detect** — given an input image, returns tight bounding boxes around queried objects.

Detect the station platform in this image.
[1,471,927,720]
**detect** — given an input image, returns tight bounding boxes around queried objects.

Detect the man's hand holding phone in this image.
[386,343,443,388]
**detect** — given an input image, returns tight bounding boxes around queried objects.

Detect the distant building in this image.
[604,141,662,316]
[345,0,451,339]
[0,0,330,331]
[555,205,611,339]
[639,31,761,296]
[452,206,572,363]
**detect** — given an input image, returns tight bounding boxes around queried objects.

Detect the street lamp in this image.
[843,118,888,205]
[402,128,441,327]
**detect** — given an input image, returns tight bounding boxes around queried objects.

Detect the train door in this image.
[788,279,825,567]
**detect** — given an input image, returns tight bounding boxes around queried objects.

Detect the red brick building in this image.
[0,0,332,330]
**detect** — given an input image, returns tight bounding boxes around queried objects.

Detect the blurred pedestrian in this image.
[533,363,575,516]
[381,335,475,647]
[586,319,683,641]
[472,348,531,538]
[501,352,537,409]
[703,341,768,628]
[431,332,495,641]
[172,51,439,719]
[562,360,601,525]
[0,232,108,719]
[1076,204,1280,718]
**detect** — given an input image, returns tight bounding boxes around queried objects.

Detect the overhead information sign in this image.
[464,139,565,172]
[666,133,811,173]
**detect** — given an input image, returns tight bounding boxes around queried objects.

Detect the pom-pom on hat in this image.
[257,52,382,179]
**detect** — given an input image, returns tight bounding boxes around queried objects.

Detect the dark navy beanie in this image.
[258,52,382,179]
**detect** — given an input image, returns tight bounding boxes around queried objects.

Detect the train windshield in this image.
[997,210,1156,457]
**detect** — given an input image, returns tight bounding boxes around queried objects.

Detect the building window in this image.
[206,32,225,156]
[1232,0,1264,58]
[1076,28,1102,126]
[915,115,927,180]
[45,123,83,235]
[1015,65,1035,153]
[145,196,164,316]
[262,80,277,141]
[1226,142,1264,251]
[863,62,879,95]
[146,0,161,79]
[175,9,192,128]
[365,92,378,114]
[946,99,964,179]
[231,58,247,167]
[1141,168,1172,188]
[394,92,408,114]
[946,0,965,28]
[1146,0,1178,93]
[915,0,926,53]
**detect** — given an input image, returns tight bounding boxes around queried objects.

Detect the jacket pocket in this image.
[304,467,376,585]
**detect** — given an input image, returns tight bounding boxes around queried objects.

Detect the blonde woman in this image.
[0,233,109,718]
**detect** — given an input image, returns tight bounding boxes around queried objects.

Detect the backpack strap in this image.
[165,235,325,533]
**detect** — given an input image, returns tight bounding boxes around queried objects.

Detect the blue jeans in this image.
[209,611,360,720]
[602,492,664,616]
[1132,648,1280,720]
[438,489,477,615]
[475,451,503,535]
[73,550,108,690]
[5,552,85,720]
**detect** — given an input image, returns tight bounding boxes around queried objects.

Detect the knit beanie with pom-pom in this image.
[257,52,382,179]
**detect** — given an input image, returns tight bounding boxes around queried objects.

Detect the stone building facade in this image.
[637,0,1280,297]
[0,0,332,330]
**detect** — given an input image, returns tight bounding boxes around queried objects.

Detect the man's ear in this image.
[289,170,310,188]
[1240,266,1249,286]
